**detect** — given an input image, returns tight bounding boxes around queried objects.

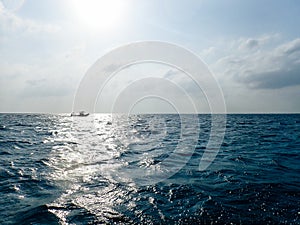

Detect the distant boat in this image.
[70,111,89,117]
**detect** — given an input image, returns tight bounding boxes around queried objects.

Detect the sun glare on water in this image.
[72,0,125,31]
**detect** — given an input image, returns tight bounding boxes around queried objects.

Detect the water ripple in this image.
[0,113,299,224]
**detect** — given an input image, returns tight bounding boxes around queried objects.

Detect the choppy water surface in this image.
[0,113,299,224]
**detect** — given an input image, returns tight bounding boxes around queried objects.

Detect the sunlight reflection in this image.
[46,114,137,222]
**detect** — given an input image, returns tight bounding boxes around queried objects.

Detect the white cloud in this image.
[0,44,88,112]
[213,36,300,89]
[0,2,60,35]
[0,0,25,12]
[237,34,279,51]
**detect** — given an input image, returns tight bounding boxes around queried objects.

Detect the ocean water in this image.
[0,113,299,224]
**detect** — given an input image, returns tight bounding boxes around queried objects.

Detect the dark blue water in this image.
[0,114,299,224]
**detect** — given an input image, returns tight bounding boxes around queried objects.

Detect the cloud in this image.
[103,63,123,73]
[163,69,181,79]
[0,43,88,112]
[0,2,60,35]
[163,69,198,92]
[214,36,300,89]
[278,38,300,55]
[0,0,25,12]
[0,62,73,97]
[240,39,259,50]
[239,64,300,89]
[21,78,73,98]
[237,35,276,51]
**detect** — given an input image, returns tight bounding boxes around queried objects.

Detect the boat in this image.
[70,111,89,117]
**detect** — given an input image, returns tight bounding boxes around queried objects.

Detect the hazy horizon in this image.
[1,0,300,113]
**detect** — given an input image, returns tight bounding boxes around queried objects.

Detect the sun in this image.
[72,0,125,31]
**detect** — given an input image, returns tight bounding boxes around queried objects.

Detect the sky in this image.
[0,0,300,113]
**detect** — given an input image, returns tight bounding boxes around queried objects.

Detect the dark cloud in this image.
[163,69,180,79]
[238,37,269,51]
[241,65,300,89]
[103,63,122,73]
[281,38,300,55]
[244,39,259,49]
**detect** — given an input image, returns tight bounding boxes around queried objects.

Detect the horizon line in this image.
[1,112,300,115]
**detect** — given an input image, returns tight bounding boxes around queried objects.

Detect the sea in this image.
[0,113,299,224]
